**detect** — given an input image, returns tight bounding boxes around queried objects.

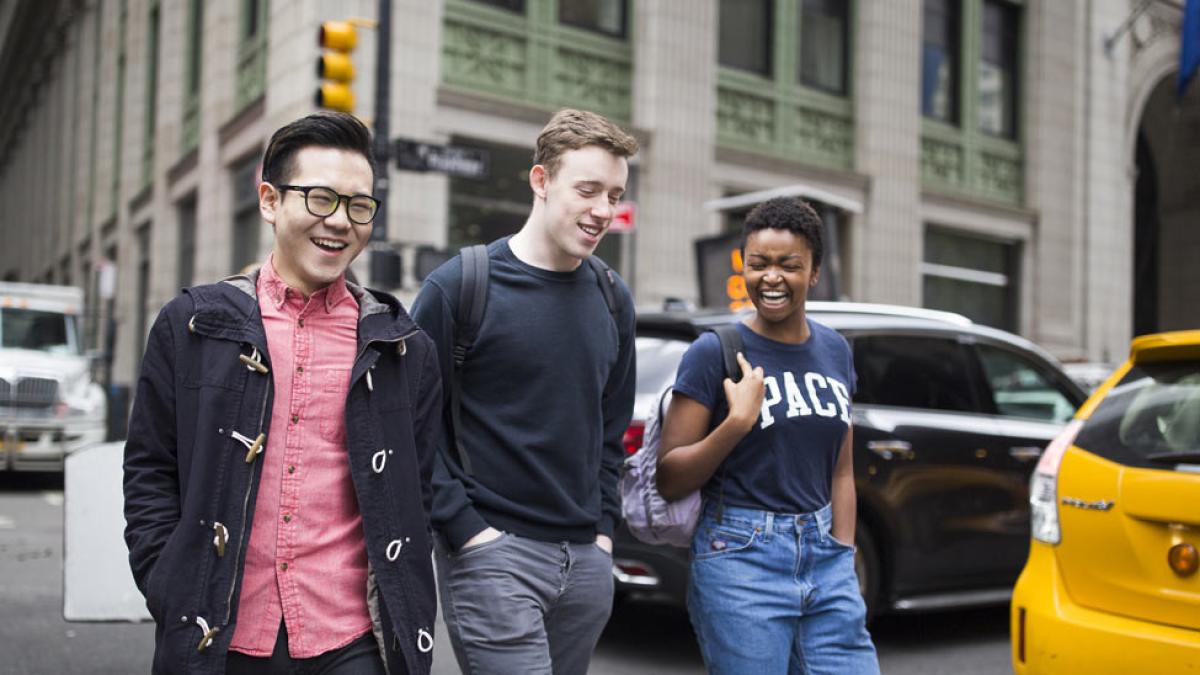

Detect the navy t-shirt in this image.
[673,320,856,513]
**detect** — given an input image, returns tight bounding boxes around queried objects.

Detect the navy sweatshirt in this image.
[411,237,636,550]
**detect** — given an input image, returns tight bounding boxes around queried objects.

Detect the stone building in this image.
[0,0,1196,399]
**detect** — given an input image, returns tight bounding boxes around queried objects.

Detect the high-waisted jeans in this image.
[687,502,880,675]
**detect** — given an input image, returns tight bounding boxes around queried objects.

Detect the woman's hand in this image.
[723,352,765,432]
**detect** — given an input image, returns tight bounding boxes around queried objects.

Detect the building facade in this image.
[1,0,1197,399]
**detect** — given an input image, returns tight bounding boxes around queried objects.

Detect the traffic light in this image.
[317,21,357,112]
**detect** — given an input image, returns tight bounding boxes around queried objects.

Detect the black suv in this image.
[613,302,1087,619]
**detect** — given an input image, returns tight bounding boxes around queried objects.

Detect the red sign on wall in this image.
[610,202,637,232]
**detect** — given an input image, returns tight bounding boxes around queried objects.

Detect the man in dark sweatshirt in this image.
[411,108,638,675]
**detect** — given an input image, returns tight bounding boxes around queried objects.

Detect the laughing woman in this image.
[657,198,879,674]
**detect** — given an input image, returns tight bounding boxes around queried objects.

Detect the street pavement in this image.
[0,475,1012,674]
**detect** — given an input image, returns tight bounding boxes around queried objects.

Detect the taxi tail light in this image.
[1030,419,1083,545]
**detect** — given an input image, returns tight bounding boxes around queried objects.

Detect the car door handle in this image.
[1009,446,1043,462]
[867,440,912,461]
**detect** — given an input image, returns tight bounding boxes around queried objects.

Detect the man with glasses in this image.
[124,111,440,675]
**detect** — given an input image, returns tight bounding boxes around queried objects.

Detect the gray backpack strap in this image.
[451,244,489,475]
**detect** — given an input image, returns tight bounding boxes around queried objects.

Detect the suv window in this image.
[853,335,979,412]
[976,343,1077,423]
[1075,361,1200,470]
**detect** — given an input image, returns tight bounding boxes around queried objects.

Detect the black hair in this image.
[260,111,375,185]
[740,197,824,268]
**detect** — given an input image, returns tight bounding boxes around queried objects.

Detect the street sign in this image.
[610,201,636,232]
[394,139,490,179]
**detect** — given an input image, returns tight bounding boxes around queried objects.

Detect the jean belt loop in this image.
[763,511,774,540]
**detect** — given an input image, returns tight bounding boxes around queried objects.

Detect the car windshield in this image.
[1074,361,1200,469]
[0,308,78,355]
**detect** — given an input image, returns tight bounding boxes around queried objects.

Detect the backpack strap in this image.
[451,244,489,475]
[585,256,620,320]
[710,323,745,383]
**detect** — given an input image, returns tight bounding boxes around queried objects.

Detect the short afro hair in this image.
[741,197,824,269]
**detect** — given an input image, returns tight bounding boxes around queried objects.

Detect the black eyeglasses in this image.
[275,184,381,225]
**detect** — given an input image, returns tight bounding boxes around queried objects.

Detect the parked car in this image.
[0,283,106,471]
[613,302,1087,620]
[1010,330,1200,674]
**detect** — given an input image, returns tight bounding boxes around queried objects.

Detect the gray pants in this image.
[434,532,614,675]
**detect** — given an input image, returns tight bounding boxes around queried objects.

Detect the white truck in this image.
[0,282,106,471]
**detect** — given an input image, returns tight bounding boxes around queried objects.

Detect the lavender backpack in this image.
[619,325,743,548]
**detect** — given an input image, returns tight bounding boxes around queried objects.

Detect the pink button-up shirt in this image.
[228,258,371,658]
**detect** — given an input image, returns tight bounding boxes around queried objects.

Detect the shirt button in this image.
[296,366,303,373]
[283,514,291,523]
[291,414,299,424]
[298,319,305,327]
[280,562,289,571]
[287,465,296,474]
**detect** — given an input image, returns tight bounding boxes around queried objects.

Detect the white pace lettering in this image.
[828,378,852,424]
[805,372,838,417]
[760,376,782,429]
[783,372,814,418]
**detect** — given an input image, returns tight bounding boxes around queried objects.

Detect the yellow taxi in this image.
[1011,331,1200,673]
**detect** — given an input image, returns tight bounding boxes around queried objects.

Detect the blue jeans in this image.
[687,502,879,675]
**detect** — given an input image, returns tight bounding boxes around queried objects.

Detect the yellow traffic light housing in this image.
[316,21,357,113]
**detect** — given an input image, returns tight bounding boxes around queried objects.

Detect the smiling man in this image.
[411,109,638,675]
[123,112,440,675]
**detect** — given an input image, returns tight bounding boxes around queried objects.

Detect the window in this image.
[182,0,203,151]
[977,344,1077,423]
[1075,361,1200,470]
[470,0,525,10]
[231,157,261,274]
[978,0,1018,138]
[177,196,197,288]
[112,0,129,211]
[244,0,259,40]
[922,0,960,123]
[447,139,529,252]
[719,0,772,75]
[236,0,268,109]
[715,0,854,169]
[799,0,849,94]
[559,0,626,37]
[0,309,73,354]
[143,2,160,186]
[135,226,151,367]
[922,227,1018,331]
[853,335,979,413]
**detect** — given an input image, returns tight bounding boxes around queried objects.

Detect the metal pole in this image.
[371,0,391,242]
